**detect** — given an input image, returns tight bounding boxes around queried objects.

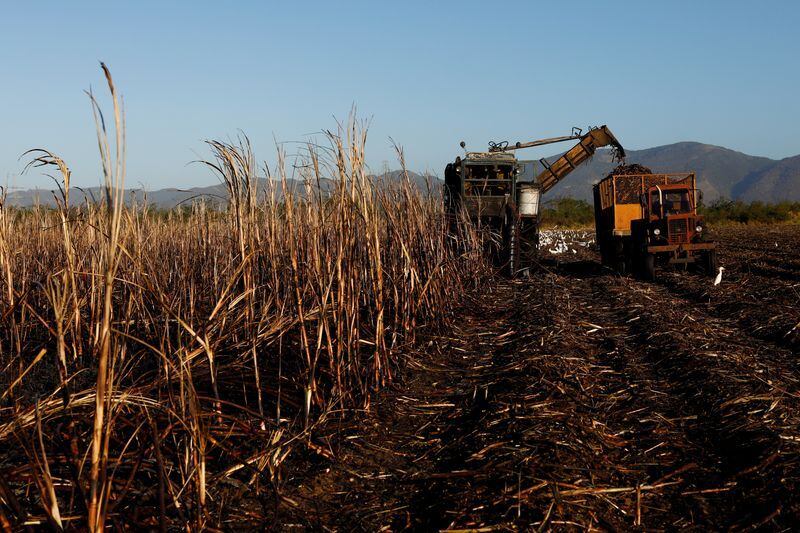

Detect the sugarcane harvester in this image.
[445,126,625,274]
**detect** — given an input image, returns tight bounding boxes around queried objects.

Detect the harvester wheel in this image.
[518,219,539,272]
[501,209,520,277]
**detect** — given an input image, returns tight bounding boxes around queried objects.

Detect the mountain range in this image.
[546,142,800,203]
[4,143,799,208]
[3,170,436,209]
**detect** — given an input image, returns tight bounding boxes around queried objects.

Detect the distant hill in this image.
[5,183,234,209]
[5,143,799,207]
[3,171,437,209]
[731,154,800,201]
[546,142,800,203]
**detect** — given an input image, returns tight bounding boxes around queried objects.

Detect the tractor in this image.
[593,172,717,279]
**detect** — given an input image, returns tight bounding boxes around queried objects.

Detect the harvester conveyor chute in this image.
[534,126,625,194]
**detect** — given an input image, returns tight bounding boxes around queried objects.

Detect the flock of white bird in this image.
[539,229,595,256]
[538,228,725,286]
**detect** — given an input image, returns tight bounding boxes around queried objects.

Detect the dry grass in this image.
[0,66,486,529]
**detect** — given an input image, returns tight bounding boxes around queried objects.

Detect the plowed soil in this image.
[278,225,800,531]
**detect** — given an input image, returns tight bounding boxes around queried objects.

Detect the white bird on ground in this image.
[548,239,570,255]
[714,266,725,286]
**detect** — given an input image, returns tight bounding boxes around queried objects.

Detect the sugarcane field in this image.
[2,3,800,531]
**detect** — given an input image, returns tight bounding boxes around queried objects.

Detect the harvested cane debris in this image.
[280,226,800,531]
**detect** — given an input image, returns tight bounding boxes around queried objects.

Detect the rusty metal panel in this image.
[668,218,689,244]
[614,203,642,235]
[594,177,618,213]
[648,242,715,253]
[464,196,507,219]
[615,175,643,204]
[609,173,696,205]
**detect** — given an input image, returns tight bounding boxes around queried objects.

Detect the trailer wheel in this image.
[614,240,627,274]
[599,246,609,266]
[640,253,655,281]
[704,249,718,276]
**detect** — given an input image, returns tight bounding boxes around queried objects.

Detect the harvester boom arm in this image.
[534,126,624,194]
[498,134,581,151]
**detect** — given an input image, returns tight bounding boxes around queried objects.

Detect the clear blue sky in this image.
[1,1,798,189]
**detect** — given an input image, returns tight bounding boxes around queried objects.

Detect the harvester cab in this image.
[445,151,539,274]
[446,126,624,275]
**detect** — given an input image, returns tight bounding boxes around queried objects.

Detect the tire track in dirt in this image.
[282,276,663,530]
[655,265,800,352]
[278,229,800,530]
[578,270,800,529]
[528,260,798,529]
[280,287,526,530]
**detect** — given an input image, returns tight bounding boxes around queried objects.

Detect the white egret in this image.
[713,266,725,286]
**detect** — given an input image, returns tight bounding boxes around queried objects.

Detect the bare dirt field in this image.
[278,225,800,531]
